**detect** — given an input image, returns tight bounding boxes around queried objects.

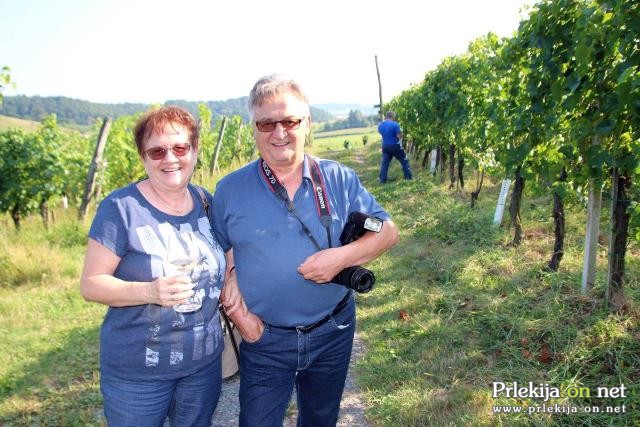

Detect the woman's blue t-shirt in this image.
[88,183,225,381]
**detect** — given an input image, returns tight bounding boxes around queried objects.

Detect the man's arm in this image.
[297,219,399,283]
[396,122,403,142]
[220,249,264,342]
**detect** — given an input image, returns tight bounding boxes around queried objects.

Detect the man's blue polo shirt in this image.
[212,155,390,327]
[378,119,402,148]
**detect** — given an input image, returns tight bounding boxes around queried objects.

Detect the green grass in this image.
[0,210,106,425]
[0,135,638,426]
[312,126,379,153]
[328,144,639,426]
[0,114,91,134]
[0,114,41,132]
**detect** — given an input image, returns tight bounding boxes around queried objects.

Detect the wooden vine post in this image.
[232,120,244,160]
[210,116,227,174]
[606,167,630,311]
[78,117,111,221]
[375,55,383,121]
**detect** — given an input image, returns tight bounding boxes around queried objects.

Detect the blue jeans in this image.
[101,356,221,427]
[239,295,356,427]
[380,144,413,183]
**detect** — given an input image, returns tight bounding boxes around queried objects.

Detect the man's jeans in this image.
[101,356,221,426]
[239,295,356,427]
[380,144,413,183]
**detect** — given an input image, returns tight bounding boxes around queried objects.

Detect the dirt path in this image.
[211,333,370,426]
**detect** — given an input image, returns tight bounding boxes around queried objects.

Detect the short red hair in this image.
[134,106,199,156]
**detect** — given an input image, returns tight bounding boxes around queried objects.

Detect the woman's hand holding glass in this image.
[149,274,196,308]
[164,231,203,312]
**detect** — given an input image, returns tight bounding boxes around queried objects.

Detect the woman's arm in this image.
[80,239,195,307]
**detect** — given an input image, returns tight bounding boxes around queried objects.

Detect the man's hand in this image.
[221,275,264,342]
[230,310,265,343]
[220,270,248,316]
[298,220,399,285]
[297,247,346,283]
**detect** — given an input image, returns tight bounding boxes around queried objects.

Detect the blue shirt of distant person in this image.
[377,110,413,183]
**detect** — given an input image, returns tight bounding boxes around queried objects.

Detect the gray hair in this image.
[385,111,396,119]
[248,74,310,119]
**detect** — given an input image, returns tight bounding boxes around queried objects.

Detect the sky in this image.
[1,0,537,107]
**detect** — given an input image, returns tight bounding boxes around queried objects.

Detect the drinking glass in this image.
[165,231,202,313]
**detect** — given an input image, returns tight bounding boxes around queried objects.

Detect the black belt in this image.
[271,292,352,333]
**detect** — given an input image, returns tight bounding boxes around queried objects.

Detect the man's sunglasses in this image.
[144,143,192,160]
[255,117,305,133]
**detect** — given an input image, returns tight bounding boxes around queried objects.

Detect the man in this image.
[212,75,398,426]
[377,110,413,183]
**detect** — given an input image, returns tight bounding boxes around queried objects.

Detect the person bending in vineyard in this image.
[377,110,413,183]
[80,106,227,426]
[212,74,398,426]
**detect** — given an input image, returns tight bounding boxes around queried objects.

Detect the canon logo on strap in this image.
[316,186,326,210]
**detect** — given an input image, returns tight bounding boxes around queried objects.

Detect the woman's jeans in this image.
[380,144,413,183]
[101,356,221,426]
[239,296,356,427]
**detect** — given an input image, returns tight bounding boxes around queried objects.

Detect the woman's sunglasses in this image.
[255,117,305,133]
[144,143,192,160]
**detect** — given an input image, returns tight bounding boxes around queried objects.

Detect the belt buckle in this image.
[296,316,327,333]
[296,293,350,333]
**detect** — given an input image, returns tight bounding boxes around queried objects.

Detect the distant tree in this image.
[0,115,65,228]
[322,109,374,131]
[348,110,366,128]
[0,66,12,105]
[309,106,333,122]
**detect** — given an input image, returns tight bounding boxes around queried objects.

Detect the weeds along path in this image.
[317,143,639,426]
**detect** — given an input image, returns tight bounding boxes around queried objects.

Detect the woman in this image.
[81,106,225,426]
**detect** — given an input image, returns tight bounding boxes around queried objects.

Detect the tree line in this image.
[0,95,334,127]
[321,109,378,131]
[388,0,638,312]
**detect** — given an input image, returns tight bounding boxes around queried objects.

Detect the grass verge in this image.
[330,143,638,426]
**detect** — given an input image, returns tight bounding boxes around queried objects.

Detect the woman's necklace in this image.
[147,182,191,215]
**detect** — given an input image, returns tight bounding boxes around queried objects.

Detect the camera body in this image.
[331,212,383,293]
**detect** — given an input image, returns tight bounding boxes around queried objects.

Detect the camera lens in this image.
[349,268,375,293]
[332,266,375,293]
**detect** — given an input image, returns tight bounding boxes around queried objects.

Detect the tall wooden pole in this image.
[78,117,111,221]
[606,167,629,311]
[232,120,244,160]
[375,55,383,121]
[210,116,227,174]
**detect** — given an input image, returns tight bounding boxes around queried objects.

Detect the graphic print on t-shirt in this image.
[136,219,224,368]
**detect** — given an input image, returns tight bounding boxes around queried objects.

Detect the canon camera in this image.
[331,212,383,293]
